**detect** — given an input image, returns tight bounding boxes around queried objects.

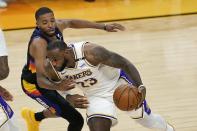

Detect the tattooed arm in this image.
[84,43,146,107]
[85,43,143,87]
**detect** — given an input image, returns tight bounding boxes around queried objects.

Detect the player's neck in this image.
[66,49,76,68]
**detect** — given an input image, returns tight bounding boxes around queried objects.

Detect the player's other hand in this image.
[0,86,13,101]
[58,79,75,91]
[66,94,89,109]
[137,85,146,109]
[104,23,125,32]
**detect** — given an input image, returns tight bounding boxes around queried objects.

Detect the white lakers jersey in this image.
[57,42,121,97]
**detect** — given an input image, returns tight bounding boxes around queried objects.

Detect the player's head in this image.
[47,40,71,71]
[35,7,56,36]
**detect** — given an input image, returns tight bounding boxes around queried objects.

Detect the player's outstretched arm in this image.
[56,19,125,32]
[85,43,146,107]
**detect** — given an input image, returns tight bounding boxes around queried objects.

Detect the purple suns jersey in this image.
[22,27,64,84]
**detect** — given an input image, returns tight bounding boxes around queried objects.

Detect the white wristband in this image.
[104,24,107,30]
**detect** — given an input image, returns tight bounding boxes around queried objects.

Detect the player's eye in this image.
[51,59,58,65]
[51,19,55,23]
[42,20,47,24]
[53,59,57,62]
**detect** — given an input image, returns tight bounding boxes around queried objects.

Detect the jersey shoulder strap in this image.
[70,42,88,62]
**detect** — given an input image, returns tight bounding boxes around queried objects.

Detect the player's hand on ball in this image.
[58,79,75,91]
[0,86,13,101]
[66,94,89,109]
[137,85,146,109]
[104,23,125,32]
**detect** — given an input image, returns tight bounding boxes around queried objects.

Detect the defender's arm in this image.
[56,19,125,32]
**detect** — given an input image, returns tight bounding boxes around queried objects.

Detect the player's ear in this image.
[36,22,40,28]
[65,48,71,54]
[36,20,41,28]
[64,48,72,58]
[64,49,69,54]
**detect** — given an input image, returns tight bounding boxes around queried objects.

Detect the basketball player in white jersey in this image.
[46,40,174,131]
[0,29,19,131]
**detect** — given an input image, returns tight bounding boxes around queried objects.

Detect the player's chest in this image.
[58,67,98,81]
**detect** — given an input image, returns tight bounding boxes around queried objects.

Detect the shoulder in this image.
[84,42,110,65]
[29,37,48,56]
[84,42,104,52]
[56,19,70,32]
[31,37,47,47]
[56,19,64,27]
[84,43,110,57]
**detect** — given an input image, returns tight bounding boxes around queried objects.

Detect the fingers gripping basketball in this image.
[113,84,142,111]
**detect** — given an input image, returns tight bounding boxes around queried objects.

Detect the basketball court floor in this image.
[1,0,197,131]
[1,14,197,131]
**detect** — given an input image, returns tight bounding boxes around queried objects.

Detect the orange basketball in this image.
[113,84,142,111]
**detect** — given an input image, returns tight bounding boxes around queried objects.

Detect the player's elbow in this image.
[0,66,9,80]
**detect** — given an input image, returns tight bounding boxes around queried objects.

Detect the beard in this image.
[46,30,55,37]
[40,28,56,37]
[58,59,68,72]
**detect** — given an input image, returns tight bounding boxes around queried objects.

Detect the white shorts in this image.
[0,116,19,131]
[86,95,118,126]
[0,105,8,127]
[0,97,19,131]
[0,29,8,56]
[86,73,152,126]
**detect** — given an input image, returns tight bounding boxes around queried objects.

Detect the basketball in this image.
[113,84,142,111]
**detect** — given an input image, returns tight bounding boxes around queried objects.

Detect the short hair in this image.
[47,40,68,51]
[35,7,53,20]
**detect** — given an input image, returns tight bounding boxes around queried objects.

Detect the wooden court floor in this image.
[0,0,197,30]
[2,14,197,131]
